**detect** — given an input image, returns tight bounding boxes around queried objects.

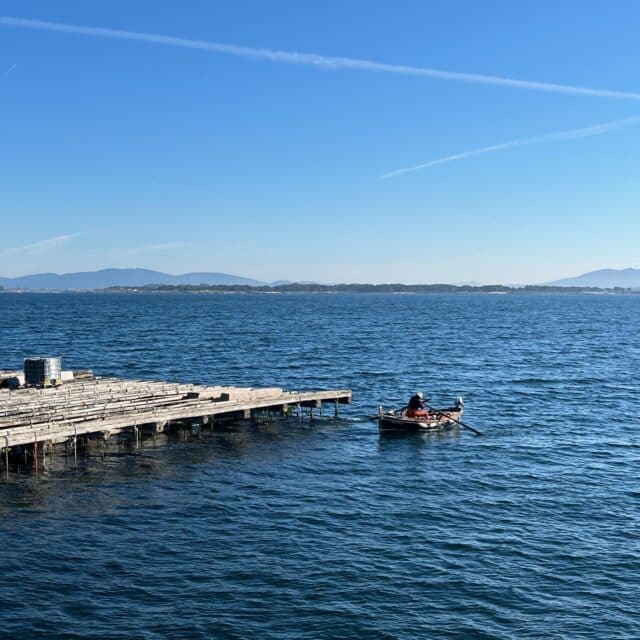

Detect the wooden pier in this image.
[0,372,352,469]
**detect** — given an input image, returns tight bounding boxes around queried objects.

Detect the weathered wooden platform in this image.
[0,375,352,457]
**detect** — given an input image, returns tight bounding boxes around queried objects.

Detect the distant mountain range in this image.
[0,268,266,290]
[1,267,639,291]
[546,268,640,289]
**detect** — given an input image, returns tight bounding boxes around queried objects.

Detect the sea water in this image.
[0,293,638,639]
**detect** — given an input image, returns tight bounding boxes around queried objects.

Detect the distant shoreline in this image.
[1,284,636,295]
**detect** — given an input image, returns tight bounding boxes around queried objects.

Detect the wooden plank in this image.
[0,373,352,449]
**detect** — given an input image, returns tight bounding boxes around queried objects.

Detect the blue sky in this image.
[1,0,640,283]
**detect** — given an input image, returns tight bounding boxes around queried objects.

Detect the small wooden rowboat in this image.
[378,398,464,432]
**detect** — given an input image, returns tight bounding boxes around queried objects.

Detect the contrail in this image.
[1,16,640,101]
[0,232,86,257]
[4,63,17,75]
[120,242,193,255]
[380,116,640,178]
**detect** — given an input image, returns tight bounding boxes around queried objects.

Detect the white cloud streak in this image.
[0,232,86,257]
[1,16,640,101]
[380,116,640,178]
[4,63,16,75]
[119,242,193,255]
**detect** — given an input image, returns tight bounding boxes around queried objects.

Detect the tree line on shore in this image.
[103,283,633,294]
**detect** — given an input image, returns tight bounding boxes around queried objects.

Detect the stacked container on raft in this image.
[23,357,62,387]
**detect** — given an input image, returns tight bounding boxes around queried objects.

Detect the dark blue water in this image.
[1,293,639,639]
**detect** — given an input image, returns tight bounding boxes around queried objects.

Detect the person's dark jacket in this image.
[408,394,425,410]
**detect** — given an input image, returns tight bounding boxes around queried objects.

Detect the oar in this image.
[423,403,483,436]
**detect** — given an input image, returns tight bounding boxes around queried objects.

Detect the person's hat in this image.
[416,391,424,399]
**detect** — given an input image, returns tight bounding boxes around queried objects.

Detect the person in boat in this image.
[406,391,430,418]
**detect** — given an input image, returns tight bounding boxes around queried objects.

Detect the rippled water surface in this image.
[1,293,639,639]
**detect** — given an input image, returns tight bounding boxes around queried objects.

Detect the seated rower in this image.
[406,391,430,418]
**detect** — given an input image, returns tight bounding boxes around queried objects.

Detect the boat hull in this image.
[378,405,463,432]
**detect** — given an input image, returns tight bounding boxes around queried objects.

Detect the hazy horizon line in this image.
[1,265,638,288]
